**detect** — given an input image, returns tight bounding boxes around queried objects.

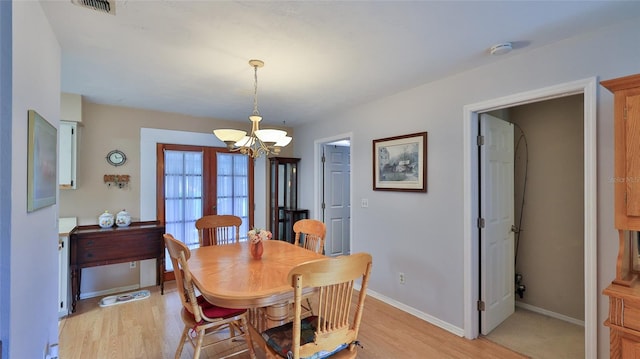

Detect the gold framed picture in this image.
[27,110,57,212]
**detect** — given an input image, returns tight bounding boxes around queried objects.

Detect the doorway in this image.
[462,78,597,358]
[479,96,585,357]
[478,113,515,335]
[315,134,352,257]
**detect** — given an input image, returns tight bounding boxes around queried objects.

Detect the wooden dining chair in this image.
[196,214,241,246]
[292,219,327,316]
[257,253,373,359]
[293,219,326,254]
[164,233,256,359]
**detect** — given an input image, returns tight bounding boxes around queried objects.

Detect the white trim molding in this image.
[515,301,585,327]
[366,289,465,337]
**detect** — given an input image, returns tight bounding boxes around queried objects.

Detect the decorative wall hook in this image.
[104,174,130,188]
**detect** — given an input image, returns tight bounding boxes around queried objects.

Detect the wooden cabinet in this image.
[59,120,77,189]
[604,284,640,358]
[58,217,77,317]
[602,73,640,358]
[69,221,165,312]
[283,208,309,242]
[269,157,308,242]
[602,74,640,230]
[622,335,640,358]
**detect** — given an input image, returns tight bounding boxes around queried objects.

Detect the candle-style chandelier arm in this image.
[212,59,290,159]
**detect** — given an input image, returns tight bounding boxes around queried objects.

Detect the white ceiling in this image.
[40,1,640,127]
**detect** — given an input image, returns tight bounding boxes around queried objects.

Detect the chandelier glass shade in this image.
[213,59,291,158]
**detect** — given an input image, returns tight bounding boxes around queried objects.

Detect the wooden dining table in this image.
[188,239,325,330]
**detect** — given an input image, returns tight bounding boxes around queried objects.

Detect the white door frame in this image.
[462,78,597,358]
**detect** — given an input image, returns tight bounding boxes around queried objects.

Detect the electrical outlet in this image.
[399,272,405,284]
[361,198,369,208]
[130,261,136,269]
[45,343,59,359]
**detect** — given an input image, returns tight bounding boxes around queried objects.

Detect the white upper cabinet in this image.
[59,93,82,189]
[59,121,77,189]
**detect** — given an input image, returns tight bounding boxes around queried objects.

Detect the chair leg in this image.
[193,328,206,359]
[240,316,257,359]
[305,297,314,316]
[297,296,314,318]
[229,322,236,338]
[175,325,190,359]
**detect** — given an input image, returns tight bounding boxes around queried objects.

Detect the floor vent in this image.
[71,0,115,15]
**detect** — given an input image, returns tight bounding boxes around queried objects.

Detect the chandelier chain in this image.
[252,64,260,116]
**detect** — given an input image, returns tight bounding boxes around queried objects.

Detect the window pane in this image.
[234,177,248,196]
[217,197,233,214]
[217,155,232,175]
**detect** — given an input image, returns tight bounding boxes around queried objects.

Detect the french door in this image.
[156,144,254,273]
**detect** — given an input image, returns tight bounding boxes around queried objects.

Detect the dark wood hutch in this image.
[269,157,309,242]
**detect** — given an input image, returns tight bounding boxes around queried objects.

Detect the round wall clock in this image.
[106,149,127,166]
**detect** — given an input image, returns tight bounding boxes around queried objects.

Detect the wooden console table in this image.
[69,221,165,312]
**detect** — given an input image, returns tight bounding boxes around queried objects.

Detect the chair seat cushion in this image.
[261,316,348,359]
[185,295,246,319]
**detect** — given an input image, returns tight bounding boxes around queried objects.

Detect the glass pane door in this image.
[164,150,203,250]
[216,152,250,241]
[159,145,254,272]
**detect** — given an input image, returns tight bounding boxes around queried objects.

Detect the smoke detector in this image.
[71,0,115,15]
[490,42,512,55]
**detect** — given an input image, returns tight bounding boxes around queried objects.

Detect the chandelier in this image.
[213,59,291,159]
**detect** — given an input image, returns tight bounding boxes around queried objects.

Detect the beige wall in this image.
[60,101,293,224]
[510,95,584,321]
[60,101,293,294]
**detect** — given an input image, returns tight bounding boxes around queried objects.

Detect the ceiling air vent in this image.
[71,0,115,15]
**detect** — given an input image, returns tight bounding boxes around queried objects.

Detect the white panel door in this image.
[480,113,515,335]
[323,145,351,256]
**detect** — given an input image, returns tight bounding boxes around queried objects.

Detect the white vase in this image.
[116,209,131,227]
[98,211,114,228]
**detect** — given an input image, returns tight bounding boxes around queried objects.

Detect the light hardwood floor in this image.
[59,282,527,359]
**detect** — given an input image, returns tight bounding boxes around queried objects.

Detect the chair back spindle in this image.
[196,215,241,246]
[293,219,326,254]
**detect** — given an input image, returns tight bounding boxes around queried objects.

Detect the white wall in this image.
[0,2,11,358]
[294,18,640,358]
[10,2,60,358]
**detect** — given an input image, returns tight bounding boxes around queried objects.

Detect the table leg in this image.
[158,255,165,295]
[247,308,262,333]
[265,302,290,329]
[70,267,79,313]
[77,268,82,299]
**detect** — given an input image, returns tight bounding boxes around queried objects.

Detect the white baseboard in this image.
[515,301,585,327]
[79,284,141,300]
[364,288,465,337]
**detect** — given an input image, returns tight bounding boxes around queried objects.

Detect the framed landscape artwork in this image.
[373,132,427,192]
[27,109,57,212]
